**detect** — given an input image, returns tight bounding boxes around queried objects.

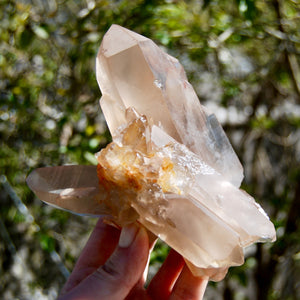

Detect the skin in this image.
[58,218,208,300]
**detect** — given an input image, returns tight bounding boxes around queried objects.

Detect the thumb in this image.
[63,224,149,300]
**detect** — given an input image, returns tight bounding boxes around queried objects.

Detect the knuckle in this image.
[94,258,121,281]
[101,260,121,278]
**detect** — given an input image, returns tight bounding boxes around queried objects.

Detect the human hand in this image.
[58,218,208,300]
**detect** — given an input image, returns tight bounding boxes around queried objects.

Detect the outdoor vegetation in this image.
[1,0,299,299]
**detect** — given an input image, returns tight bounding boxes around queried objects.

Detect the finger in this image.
[74,218,120,269]
[169,265,208,300]
[147,249,185,299]
[125,284,151,300]
[142,230,158,284]
[61,217,120,294]
[123,230,158,300]
[61,223,149,300]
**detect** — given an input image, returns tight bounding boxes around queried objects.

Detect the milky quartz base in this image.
[27,25,276,281]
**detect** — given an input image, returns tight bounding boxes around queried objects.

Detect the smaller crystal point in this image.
[26,165,110,216]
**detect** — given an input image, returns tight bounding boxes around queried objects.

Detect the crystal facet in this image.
[26,25,276,281]
[26,165,110,216]
[96,25,244,187]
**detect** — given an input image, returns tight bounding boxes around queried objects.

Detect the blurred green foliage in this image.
[1,0,299,299]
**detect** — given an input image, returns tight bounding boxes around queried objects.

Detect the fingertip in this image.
[119,224,139,248]
[135,226,149,248]
[118,224,149,258]
[89,224,149,299]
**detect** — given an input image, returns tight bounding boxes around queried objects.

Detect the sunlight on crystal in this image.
[51,188,74,196]
[27,25,276,282]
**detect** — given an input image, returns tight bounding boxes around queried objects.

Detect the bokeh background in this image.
[1,0,299,299]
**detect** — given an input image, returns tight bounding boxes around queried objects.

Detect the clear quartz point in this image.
[26,25,276,282]
[96,24,243,187]
[26,165,110,216]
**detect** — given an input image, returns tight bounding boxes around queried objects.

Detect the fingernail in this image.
[119,224,139,248]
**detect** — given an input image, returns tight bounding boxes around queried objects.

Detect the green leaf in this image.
[39,233,55,253]
[19,26,34,48]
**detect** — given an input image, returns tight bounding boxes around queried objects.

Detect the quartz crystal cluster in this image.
[27,25,276,281]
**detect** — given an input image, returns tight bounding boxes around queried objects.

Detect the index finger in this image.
[61,217,120,294]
